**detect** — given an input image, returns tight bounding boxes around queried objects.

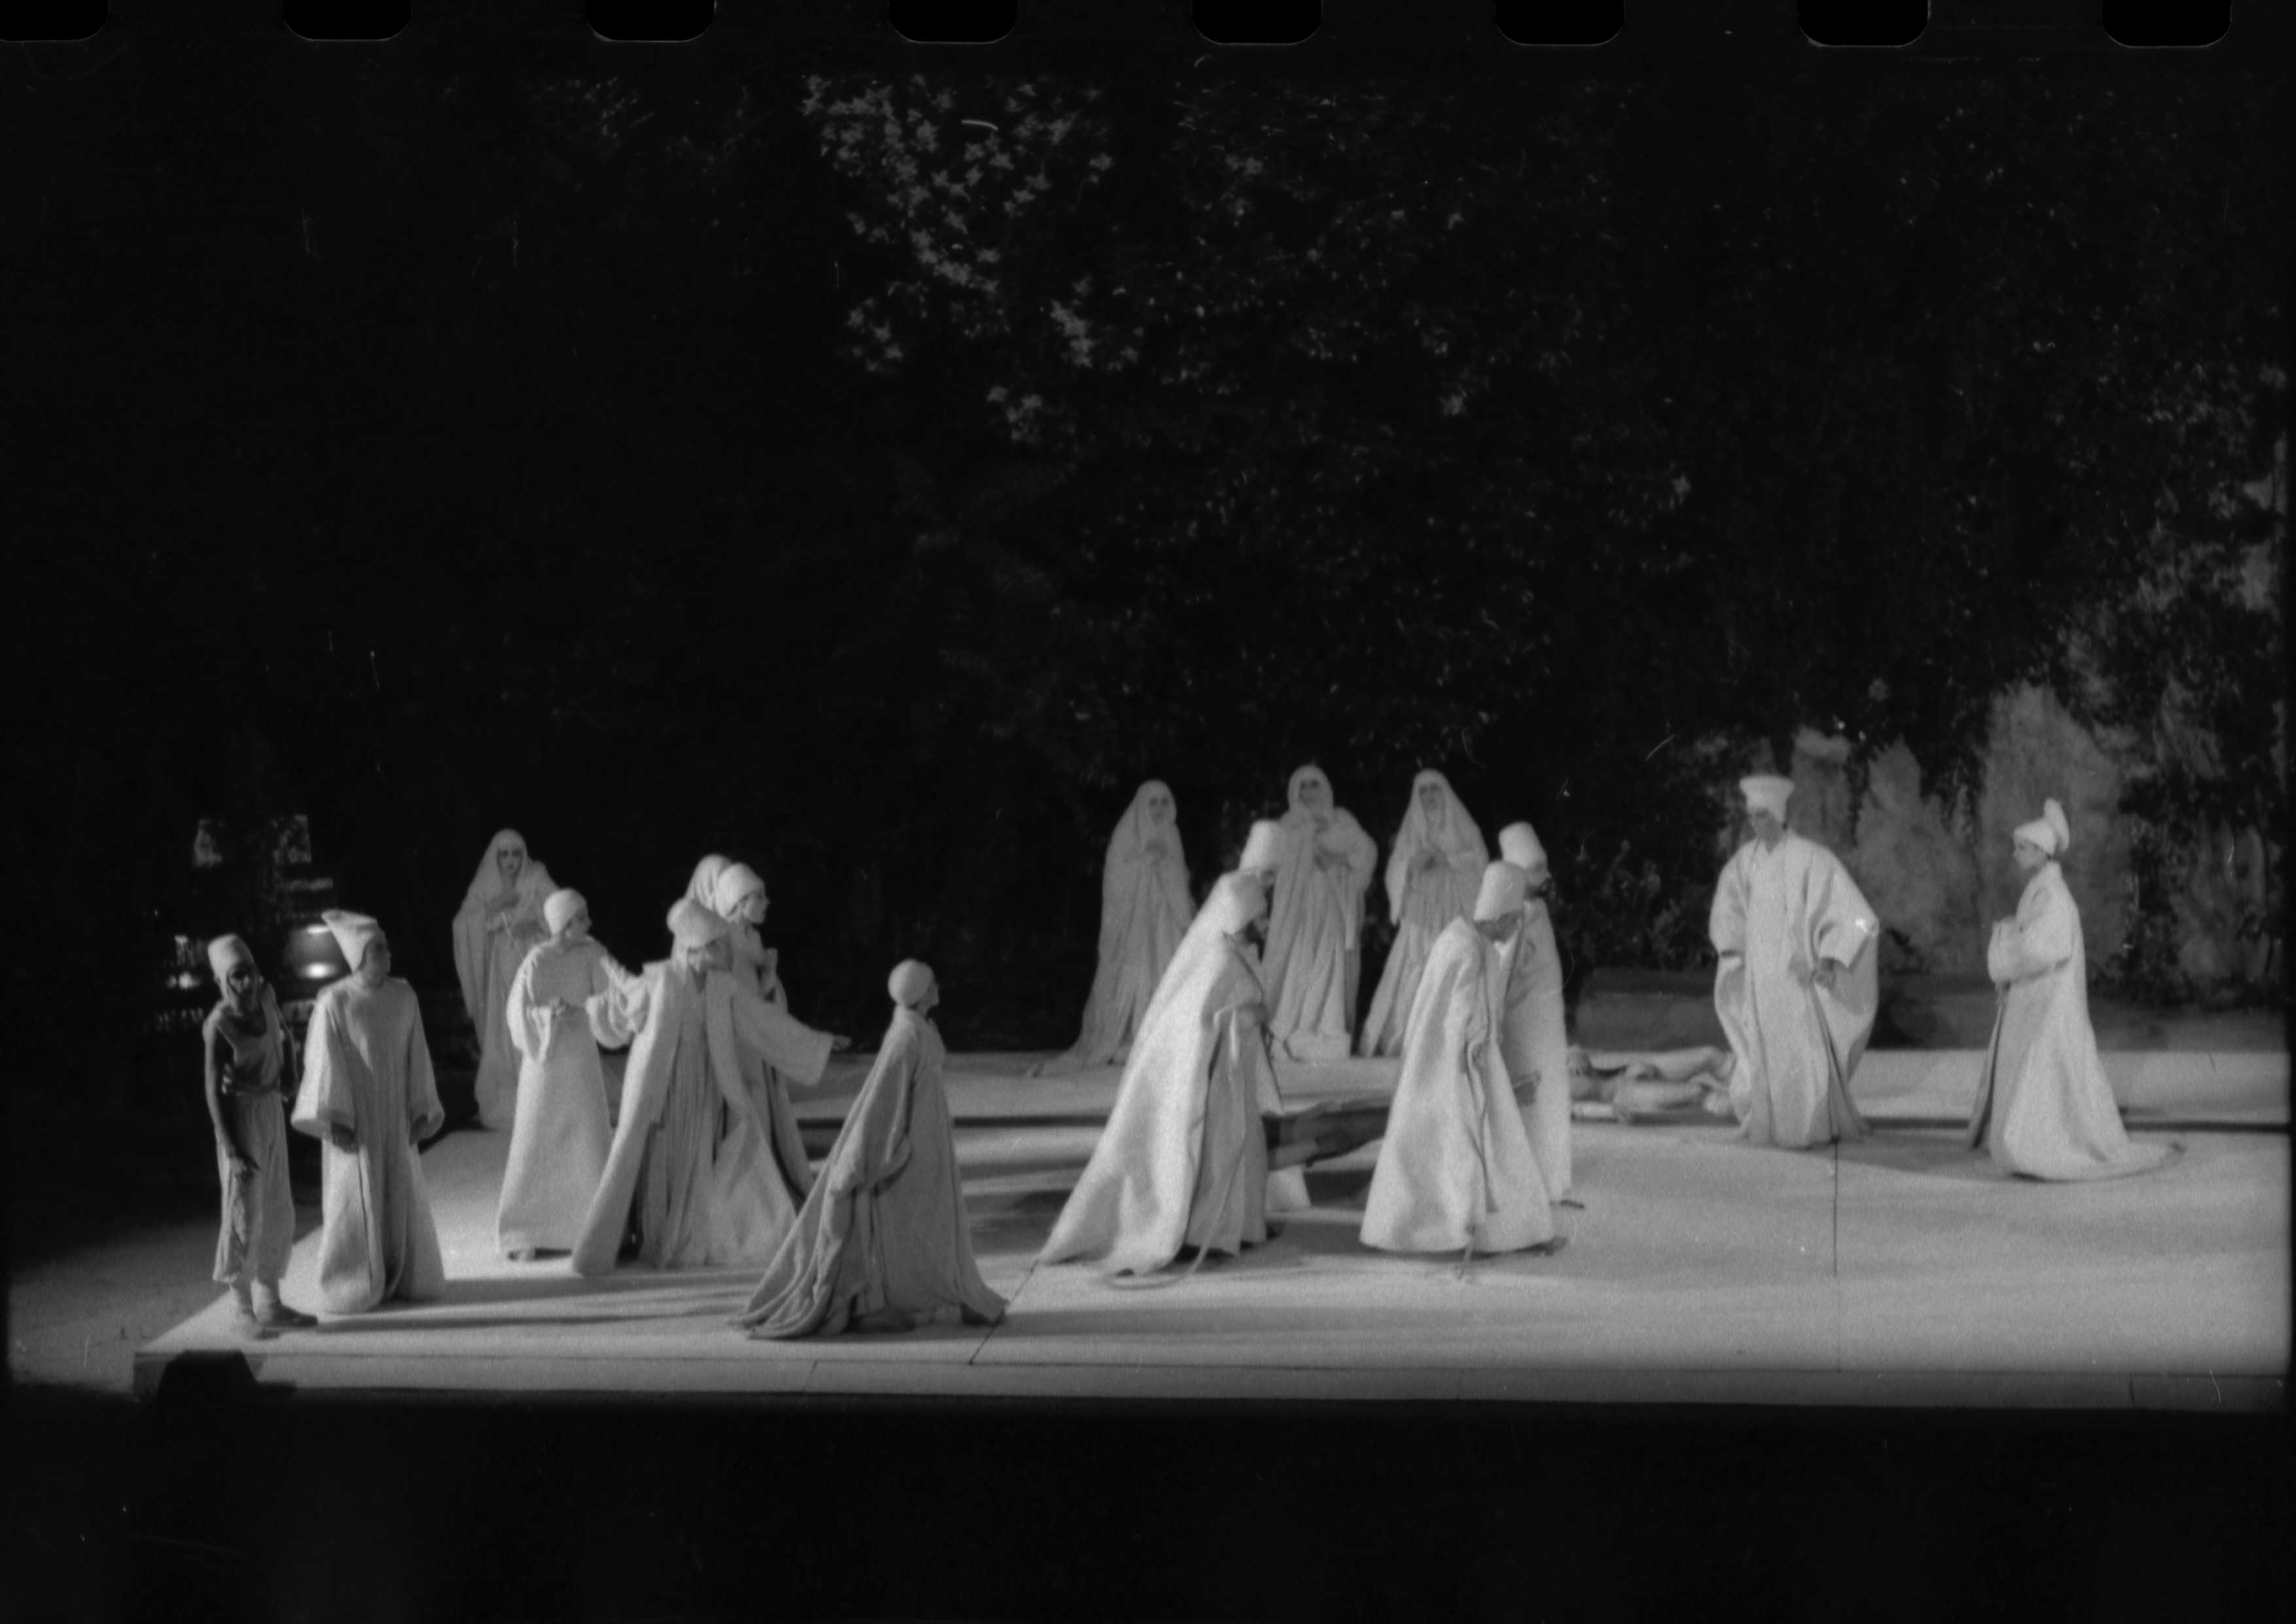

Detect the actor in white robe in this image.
[736,961,1008,1337]
[570,901,848,1277]
[1040,870,1277,1277]
[291,912,447,1315]
[1710,775,1880,1150]
[451,828,557,1131]
[1969,802,2177,1181]
[498,890,634,1258]
[1362,770,1488,1057]
[1362,863,1557,1257]
[1037,781,1196,1076]
[1263,765,1380,1063]
[1496,822,1576,1205]
[710,862,788,1006]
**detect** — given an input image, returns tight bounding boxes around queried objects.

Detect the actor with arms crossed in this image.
[1262,764,1380,1062]
[1968,800,2177,1181]
[292,911,447,1315]
[1709,775,1879,1150]
[202,934,317,1338]
[1362,862,1558,1262]
[735,960,1008,1337]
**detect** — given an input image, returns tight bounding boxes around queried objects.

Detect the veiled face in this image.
[1476,911,1522,945]
[496,845,525,885]
[356,935,392,984]
[1143,790,1173,824]
[1418,782,1445,819]
[1296,773,1329,813]
[2012,838,2047,874]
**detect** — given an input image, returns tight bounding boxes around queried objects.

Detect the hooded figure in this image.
[452,828,557,1130]
[1969,802,2177,1180]
[1496,822,1574,1203]
[1361,863,1557,1256]
[1361,770,1489,1057]
[202,934,315,1337]
[1262,765,1380,1063]
[568,899,843,1277]
[1037,782,1196,1076]
[735,961,1009,1337]
[497,890,637,1257]
[710,862,786,1006]
[1710,775,1879,1150]
[291,911,448,1314]
[686,854,731,911]
[1041,872,1276,1277]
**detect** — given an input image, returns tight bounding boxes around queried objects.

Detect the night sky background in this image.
[6,7,2284,1093]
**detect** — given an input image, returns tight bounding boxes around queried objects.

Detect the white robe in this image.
[1041,879,1273,1275]
[1968,862,2175,1180]
[569,961,836,1276]
[450,835,557,1131]
[1500,898,1574,1200]
[1363,919,1555,1254]
[1263,785,1379,1063]
[1363,771,1487,1057]
[1710,832,1879,1150]
[1041,783,1195,1074]
[498,938,633,1254]
[290,976,447,1314]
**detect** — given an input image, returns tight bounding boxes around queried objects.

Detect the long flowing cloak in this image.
[1040,888,1272,1275]
[1361,771,1487,1057]
[1500,900,1574,1199]
[736,1008,1007,1337]
[290,976,447,1313]
[1968,863,2176,1180]
[568,963,835,1276]
[450,830,557,1131]
[1041,783,1196,1074]
[498,938,635,1254]
[1709,833,1879,1150]
[1263,778,1379,1063]
[1363,919,1555,1254]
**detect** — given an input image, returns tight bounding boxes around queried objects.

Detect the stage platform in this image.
[136,1048,2289,1411]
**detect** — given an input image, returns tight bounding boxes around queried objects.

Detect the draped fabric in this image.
[1501,899,1574,1199]
[568,961,835,1276]
[451,830,557,1130]
[206,985,295,1286]
[1363,919,1555,1254]
[1040,782,1196,1074]
[1968,863,2176,1181]
[1041,875,1273,1275]
[290,976,447,1313]
[1263,768,1379,1063]
[736,1008,1007,1337]
[1361,771,1487,1057]
[498,937,636,1254]
[1709,833,1879,1149]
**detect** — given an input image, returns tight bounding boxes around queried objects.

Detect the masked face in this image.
[496,845,525,885]
[356,936,392,985]
[1418,782,1444,820]
[1296,773,1329,813]
[1748,808,1784,847]
[224,962,260,1010]
[1144,790,1172,824]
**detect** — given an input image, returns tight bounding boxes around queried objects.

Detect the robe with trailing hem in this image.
[1041,782,1196,1074]
[1710,832,1879,1150]
[290,975,447,1313]
[737,1006,1007,1337]
[1968,862,2175,1181]
[498,937,634,1254]
[1500,898,1574,1200]
[1363,919,1555,1254]
[569,962,835,1276]
[451,831,557,1131]
[1362,771,1488,1058]
[1263,773,1379,1063]
[1041,880,1274,1275]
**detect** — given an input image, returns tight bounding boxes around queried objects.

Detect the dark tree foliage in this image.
[5,46,2282,1108]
